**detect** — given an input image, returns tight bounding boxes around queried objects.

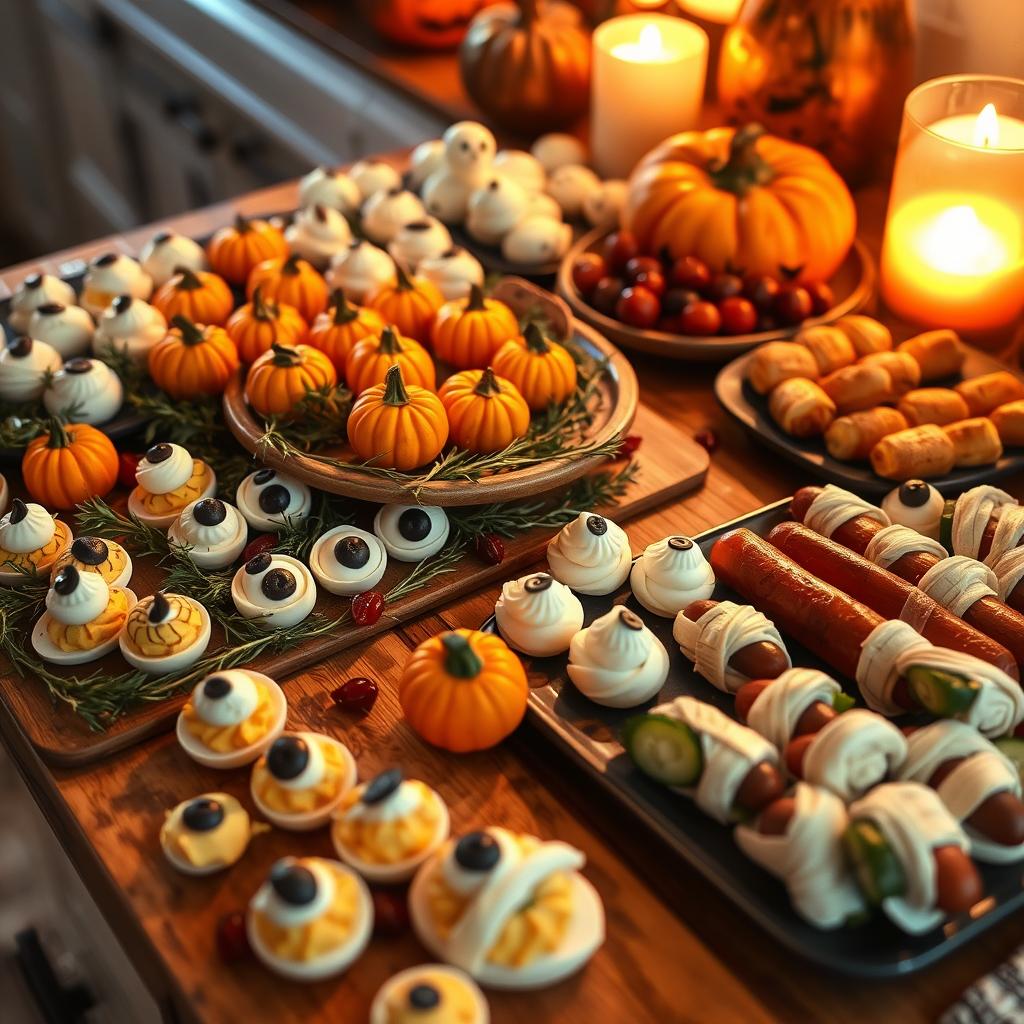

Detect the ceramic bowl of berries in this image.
[557,227,874,363]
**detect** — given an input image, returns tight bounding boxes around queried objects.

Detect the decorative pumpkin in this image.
[151,268,234,326]
[459,0,591,134]
[244,343,338,418]
[23,420,118,509]
[398,628,528,753]
[429,284,519,369]
[364,265,444,344]
[345,325,436,396]
[347,364,449,471]
[225,286,309,364]
[148,316,241,400]
[361,0,497,50]
[492,322,577,410]
[438,367,530,453]
[626,124,856,283]
[207,214,289,285]
[247,254,330,322]
[309,289,386,375]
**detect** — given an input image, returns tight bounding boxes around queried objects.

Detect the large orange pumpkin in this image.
[430,284,519,369]
[207,214,289,285]
[225,286,309,364]
[398,628,528,752]
[361,0,495,49]
[148,316,240,399]
[491,322,577,411]
[247,254,329,322]
[345,325,436,396]
[152,268,234,326]
[625,124,856,282]
[439,367,530,453]
[244,343,338,418]
[23,420,118,509]
[347,364,448,470]
[365,265,444,344]
[309,289,386,375]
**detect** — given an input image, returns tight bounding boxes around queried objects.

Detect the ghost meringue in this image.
[0,336,62,403]
[350,159,403,202]
[43,357,122,425]
[298,166,361,214]
[466,177,529,247]
[416,247,485,301]
[92,295,167,367]
[502,216,572,265]
[327,241,397,304]
[27,303,95,359]
[630,536,715,618]
[547,513,632,596]
[139,230,208,288]
[8,273,76,334]
[363,189,427,245]
[546,165,601,220]
[388,218,453,272]
[81,252,152,317]
[493,149,546,195]
[285,205,353,269]
[494,573,584,658]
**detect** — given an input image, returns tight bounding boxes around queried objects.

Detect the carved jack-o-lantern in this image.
[361,0,498,50]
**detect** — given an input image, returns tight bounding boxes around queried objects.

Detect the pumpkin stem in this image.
[44,416,71,450]
[330,289,358,325]
[252,285,275,321]
[394,264,415,293]
[378,326,404,355]
[175,267,203,290]
[466,284,487,312]
[271,343,301,366]
[441,632,483,679]
[381,363,410,406]
[233,213,250,234]
[519,0,539,22]
[708,124,776,196]
[171,315,205,346]
[524,322,551,355]
[283,253,303,276]
[474,367,502,397]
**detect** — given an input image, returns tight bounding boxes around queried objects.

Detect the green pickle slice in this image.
[994,736,1024,786]
[938,498,956,554]
[843,818,906,905]
[622,714,703,788]
[907,665,981,717]
[832,691,856,714]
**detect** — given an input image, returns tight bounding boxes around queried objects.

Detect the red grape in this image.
[352,590,385,626]
[590,277,624,316]
[602,231,640,273]
[742,275,780,312]
[669,255,711,292]
[706,273,744,302]
[617,434,643,459]
[241,534,278,563]
[774,284,814,325]
[718,296,758,335]
[624,255,662,283]
[632,268,666,298]
[372,889,410,937]
[571,252,606,296]
[680,300,721,336]
[330,677,378,713]
[616,286,660,329]
[694,427,720,453]
[117,452,141,489]
[806,281,835,316]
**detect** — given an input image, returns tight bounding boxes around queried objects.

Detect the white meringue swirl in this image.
[547,513,632,596]
[630,536,715,618]
[494,573,583,658]
[135,444,194,495]
[0,502,56,553]
[46,567,110,625]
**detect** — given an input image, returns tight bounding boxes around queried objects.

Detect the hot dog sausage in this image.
[682,599,791,680]
[757,796,798,836]
[734,678,838,734]
[734,761,786,813]
[929,757,1024,847]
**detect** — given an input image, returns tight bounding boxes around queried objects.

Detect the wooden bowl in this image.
[557,228,876,363]
[222,278,638,507]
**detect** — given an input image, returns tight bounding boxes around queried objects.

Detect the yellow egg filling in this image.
[46,588,130,652]
[333,781,441,865]
[0,520,71,575]
[253,863,361,962]
[182,681,276,752]
[160,803,253,869]
[123,595,204,658]
[427,835,574,969]
[253,739,346,814]
[385,972,480,1024]
[52,542,129,585]
[137,460,213,515]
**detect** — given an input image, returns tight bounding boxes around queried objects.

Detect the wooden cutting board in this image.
[0,402,708,766]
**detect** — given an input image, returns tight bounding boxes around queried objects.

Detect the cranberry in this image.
[571,252,606,297]
[806,281,835,316]
[473,533,505,565]
[241,533,278,563]
[624,255,662,283]
[615,286,660,329]
[669,255,711,292]
[679,300,721,337]
[694,427,720,453]
[372,888,410,937]
[590,276,624,316]
[330,676,379,713]
[352,589,385,627]
[742,275,780,312]
[705,273,744,303]
[602,231,640,273]
[774,284,814,326]
[617,434,643,459]
[215,911,252,964]
[718,296,758,335]
[662,288,700,318]
[631,268,666,298]
[117,452,141,489]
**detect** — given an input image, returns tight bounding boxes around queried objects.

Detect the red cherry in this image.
[589,276,624,316]
[241,533,278,563]
[774,284,814,325]
[117,452,141,489]
[372,888,410,937]
[632,268,666,298]
[215,911,252,964]
[624,255,662,283]
[602,231,640,273]
[742,275,780,312]
[352,589,385,627]
[694,427,719,453]
[806,281,835,316]
[706,273,744,303]
[669,255,711,292]
[473,533,505,565]
[662,288,700,317]
[617,434,643,459]
[718,296,758,335]
[615,286,660,329]
[679,300,721,337]
[571,252,606,297]
[330,676,379,713]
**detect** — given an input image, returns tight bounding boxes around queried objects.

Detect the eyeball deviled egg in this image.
[231,552,318,630]
[160,793,265,876]
[139,230,208,289]
[370,964,488,1024]
[0,336,62,403]
[119,591,212,674]
[881,479,945,540]
[8,273,77,334]
[374,504,450,563]
[169,497,249,569]
[27,303,95,359]
[51,535,132,589]
[128,443,217,529]
[309,525,387,596]
[0,499,73,582]
[81,252,152,318]
[43,357,123,425]
[235,468,313,533]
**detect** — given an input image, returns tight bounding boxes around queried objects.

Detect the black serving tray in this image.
[714,347,1024,498]
[482,499,1024,977]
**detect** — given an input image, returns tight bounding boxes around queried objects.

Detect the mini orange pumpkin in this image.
[244,343,338,418]
[247,254,329,322]
[207,214,290,285]
[429,284,519,369]
[148,316,241,399]
[491,321,577,410]
[365,265,444,344]
[23,420,118,509]
[345,325,436,396]
[152,268,234,326]
[309,289,386,375]
[398,628,528,753]
[225,286,309,364]
[438,366,530,453]
[347,364,448,471]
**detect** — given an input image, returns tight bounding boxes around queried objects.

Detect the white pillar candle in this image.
[592,15,709,179]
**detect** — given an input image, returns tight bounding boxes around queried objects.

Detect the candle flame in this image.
[919,205,1008,276]
[637,24,665,57]
[973,103,1000,148]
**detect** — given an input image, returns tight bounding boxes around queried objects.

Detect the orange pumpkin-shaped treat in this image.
[398,628,528,753]
[438,367,530,454]
[151,268,234,326]
[491,321,577,411]
[207,214,289,285]
[347,364,448,471]
[345,325,436,396]
[245,343,338,418]
[246,254,329,322]
[429,284,519,369]
[225,285,308,364]
[23,420,118,510]
[364,265,444,344]
[148,316,241,400]
[308,288,386,375]
[626,124,856,282]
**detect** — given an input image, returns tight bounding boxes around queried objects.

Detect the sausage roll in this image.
[897,387,970,427]
[897,329,965,382]
[990,399,1024,446]
[869,424,956,480]
[795,325,856,375]
[769,378,836,438]
[954,371,1024,417]
[944,416,1004,467]
[825,406,907,461]
[820,362,893,414]
[860,350,921,396]
[746,341,818,395]
[835,314,893,357]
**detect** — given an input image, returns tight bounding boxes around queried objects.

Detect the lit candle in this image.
[676,0,744,23]
[592,15,709,179]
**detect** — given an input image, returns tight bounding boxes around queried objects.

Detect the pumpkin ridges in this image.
[23,421,117,509]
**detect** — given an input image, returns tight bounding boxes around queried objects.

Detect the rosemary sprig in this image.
[75,498,170,559]
[273,491,356,561]
[259,385,353,455]
[385,539,469,603]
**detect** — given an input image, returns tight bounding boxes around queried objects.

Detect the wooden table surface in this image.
[2,181,1023,1024]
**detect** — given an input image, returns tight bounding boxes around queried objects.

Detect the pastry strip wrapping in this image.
[745,667,839,751]
[992,547,1024,602]
[951,486,1016,560]
[917,557,998,618]
[863,523,947,568]
[804,483,890,539]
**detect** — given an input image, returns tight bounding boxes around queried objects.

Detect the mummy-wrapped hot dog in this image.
[673,599,790,694]
[898,721,1024,864]
[622,696,784,824]
[736,783,866,930]
[844,782,981,934]
[710,530,1024,737]
[735,669,906,802]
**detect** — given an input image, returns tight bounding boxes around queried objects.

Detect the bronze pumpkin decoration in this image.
[459,0,591,134]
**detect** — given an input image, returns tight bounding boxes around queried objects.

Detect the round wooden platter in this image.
[222,277,639,507]
[556,228,876,363]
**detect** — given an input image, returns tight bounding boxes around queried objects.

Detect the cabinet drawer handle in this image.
[15,927,95,1024]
